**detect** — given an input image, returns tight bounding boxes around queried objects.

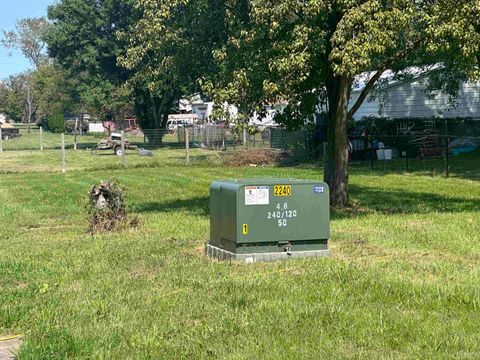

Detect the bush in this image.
[47,113,65,133]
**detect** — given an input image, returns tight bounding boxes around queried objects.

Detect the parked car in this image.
[166,119,192,132]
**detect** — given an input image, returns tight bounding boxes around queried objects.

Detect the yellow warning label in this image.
[242,224,249,235]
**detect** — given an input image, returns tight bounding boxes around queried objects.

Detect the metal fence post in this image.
[445,136,450,178]
[121,130,126,166]
[74,119,78,150]
[445,119,450,178]
[403,150,408,172]
[185,126,190,163]
[206,124,210,149]
[0,127,3,153]
[61,133,66,173]
[370,136,374,171]
[40,126,44,151]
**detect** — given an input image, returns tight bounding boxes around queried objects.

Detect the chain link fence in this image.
[347,134,479,178]
[1,121,478,178]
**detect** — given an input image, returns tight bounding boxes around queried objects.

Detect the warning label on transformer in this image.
[245,186,270,205]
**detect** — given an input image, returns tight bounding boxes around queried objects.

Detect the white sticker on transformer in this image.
[245,186,270,205]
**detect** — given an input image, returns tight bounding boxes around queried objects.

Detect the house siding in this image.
[350,79,480,120]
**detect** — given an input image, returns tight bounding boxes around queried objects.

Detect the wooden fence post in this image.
[40,127,44,151]
[0,127,3,153]
[61,133,66,173]
[74,119,78,150]
[121,130,126,166]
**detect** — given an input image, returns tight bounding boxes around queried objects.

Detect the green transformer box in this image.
[206,179,331,262]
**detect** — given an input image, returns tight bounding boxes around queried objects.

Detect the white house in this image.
[349,69,480,120]
[191,99,214,121]
[179,94,282,127]
[250,102,287,128]
[0,113,7,125]
[178,94,238,123]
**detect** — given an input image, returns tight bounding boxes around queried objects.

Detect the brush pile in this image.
[222,148,289,166]
[87,181,137,233]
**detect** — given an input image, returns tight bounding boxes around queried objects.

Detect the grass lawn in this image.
[0,148,479,359]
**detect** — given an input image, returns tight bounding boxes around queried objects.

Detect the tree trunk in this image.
[147,95,172,145]
[26,84,32,134]
[324,75,351,207]
[150,95,161,129]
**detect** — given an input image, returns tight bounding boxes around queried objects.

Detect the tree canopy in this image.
[200,0,480,205]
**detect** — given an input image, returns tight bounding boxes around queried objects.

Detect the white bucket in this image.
[384,149,392,160]
[376,149,385,160]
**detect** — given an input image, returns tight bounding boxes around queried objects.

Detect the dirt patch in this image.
[404,220,431,229]
[352,238,368,246]
[0,338,21,359]
[129,264,162,279]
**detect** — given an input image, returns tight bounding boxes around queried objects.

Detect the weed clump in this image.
[87,181,138,233]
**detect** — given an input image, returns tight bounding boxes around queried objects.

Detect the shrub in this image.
[47,113,65,133]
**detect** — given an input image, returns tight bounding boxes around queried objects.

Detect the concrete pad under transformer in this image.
[205,244,331,263]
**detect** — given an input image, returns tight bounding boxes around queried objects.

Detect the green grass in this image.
[0,148,479,359]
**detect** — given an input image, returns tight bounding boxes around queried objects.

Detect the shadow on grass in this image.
[134,184,478,220]
[332,184,480,219]
[135,197,209,216]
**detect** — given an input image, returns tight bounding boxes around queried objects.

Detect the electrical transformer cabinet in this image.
[207,179,330,262]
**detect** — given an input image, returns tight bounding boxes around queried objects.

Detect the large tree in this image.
[119,0,227,129]
[32,63,78,121]
[205,0,480,206]
[2,17,50,131]
[0,63,80,130]
[0,76,25,122]
[1,17,49,68]
[45,0,136,123]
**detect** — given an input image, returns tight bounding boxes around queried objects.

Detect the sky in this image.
[0,0,55,79]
